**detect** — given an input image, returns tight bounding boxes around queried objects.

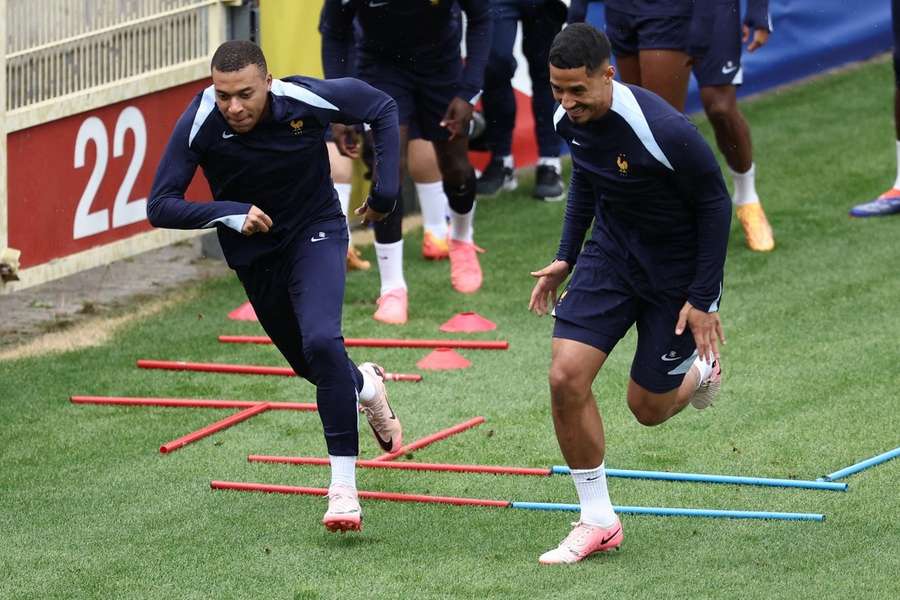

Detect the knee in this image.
[441,161,472,188]
[486,52,516,83]
[548,364,591,410]
[302,333,344,369]
[703,95,735,126]
[627,397,667,427]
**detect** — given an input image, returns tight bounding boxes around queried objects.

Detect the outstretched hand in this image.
[675,301,726,364]
[528,260,571,316]
[742,26,770,52]
[355,199,388,226]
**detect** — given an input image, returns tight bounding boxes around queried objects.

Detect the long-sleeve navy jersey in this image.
[318,0,492,104]
[554,81,731,312]
[147,76,399,268]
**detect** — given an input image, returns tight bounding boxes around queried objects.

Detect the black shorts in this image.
[605,6,691,56]
[691,0,743,87]
[552,256,698,393]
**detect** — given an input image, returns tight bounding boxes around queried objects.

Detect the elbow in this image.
[146,196,164,227]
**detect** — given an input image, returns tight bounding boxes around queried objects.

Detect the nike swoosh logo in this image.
[585,475,601,481]
[572,139,582,146]
[721,65,738,74]
[601,527,621,545]
[222,132,235,139]
[660,354,682,362]
[310,236,328,243]
[369,424,393,452]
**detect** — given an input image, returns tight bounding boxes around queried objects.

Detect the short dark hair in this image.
[549,23,611,74]
[211,40,267,74]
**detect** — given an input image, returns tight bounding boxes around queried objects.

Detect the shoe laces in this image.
[327,486,359,512]
[560,521,595,551]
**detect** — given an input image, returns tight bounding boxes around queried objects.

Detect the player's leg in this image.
[538,265,634,565]
[477,3,520,196]
[604,6,642,85]
[421,64,483,294]
[407,134,450,260]
[632,13,692,111]
[625,294,721,426]
[850,0,900,217]
[288,218,403,530]
[327,138,371,270]
[522,0,566,201]
[693,2,774,249]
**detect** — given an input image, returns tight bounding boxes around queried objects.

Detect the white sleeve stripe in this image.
[609,80,674,171]
[468,90,483,105]
[270,79,339,111]
[202,214,246,232]
[708,282,723,312]
[553,105,566,130]
[189,85,217,146]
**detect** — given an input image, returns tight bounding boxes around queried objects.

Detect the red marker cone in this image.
[416,348,472,370]
[228,302,258,321]
[439,312,496,333]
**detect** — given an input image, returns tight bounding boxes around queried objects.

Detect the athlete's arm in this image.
[147,101,256,233]
[555,165,595,267]
[743,0,772,52]
[457,0,492,104]
[303,77,401,214]
[319,0,357,79]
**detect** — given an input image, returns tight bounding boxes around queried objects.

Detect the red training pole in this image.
[372,416,485,461]
[247,455,552,477]
[70,395,316,411]
[160,403,271,454]
[219,335,508,350]
[210,481,511,508]
[137,359,421,382]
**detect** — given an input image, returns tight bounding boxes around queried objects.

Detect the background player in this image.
[147,41,402,533]
[529,24,730,565]
[320,0,492,317]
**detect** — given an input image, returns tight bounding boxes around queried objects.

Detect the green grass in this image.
[3,58,900,599]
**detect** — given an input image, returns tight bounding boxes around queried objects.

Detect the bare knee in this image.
[549,364,592,410]
[627,389,669,426]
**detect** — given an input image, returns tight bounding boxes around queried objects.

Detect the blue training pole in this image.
[550,466,847,492]
[818,446,900,481]
[509,502,825,522]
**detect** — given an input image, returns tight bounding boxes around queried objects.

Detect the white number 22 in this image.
[73,106,148,240]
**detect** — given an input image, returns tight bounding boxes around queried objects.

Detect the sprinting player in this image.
[147,41,402,533]
[529,24,730,564]
[568,0,776,251]
[850,0,900,217]
[477,0,567,201]
[689,0,775,249]
[320,0,491,312]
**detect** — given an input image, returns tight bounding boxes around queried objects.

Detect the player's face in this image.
[549,62,615,124]
[212,65,272,133]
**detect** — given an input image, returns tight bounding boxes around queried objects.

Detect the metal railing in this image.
[6,0,222,112]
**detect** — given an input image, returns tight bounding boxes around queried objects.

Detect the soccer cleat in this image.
[476,158,517,196]
[373,288,408,325]
[538,518,623,565]
[422,230,449,260]
[690,359,722,410]
[735,202,775,252]
[533,165,565,202]
[357,362,402,452]
[322,483,362,532]
[448,240,483,294]
[347,245,371,271]
[849,188,900,217]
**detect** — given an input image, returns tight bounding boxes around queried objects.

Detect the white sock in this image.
[449,203,475,243]
[571,462,617,527]
[730,163,760,206]
[329,454,357,489]
[893,140,900,189]
[374,240,406,295]
[537,156,561,172]
[499,154,514,169]
[334,182,352,237]
[415,181,449,239]
[357,367,377,402]
[692,355,714,389]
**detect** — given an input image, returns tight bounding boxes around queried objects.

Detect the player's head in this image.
[210,40,272,133]
[548,24,615,124]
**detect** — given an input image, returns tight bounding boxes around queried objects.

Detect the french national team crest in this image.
[290,119,304,135]
[616,154,628,176]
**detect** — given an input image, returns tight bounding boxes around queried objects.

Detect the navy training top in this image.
[148,76,400,268]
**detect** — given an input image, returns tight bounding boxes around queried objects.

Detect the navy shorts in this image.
[552,257,698,393]
[605,7,691,56]
[691,1,743,87]
[357,55,464,142]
